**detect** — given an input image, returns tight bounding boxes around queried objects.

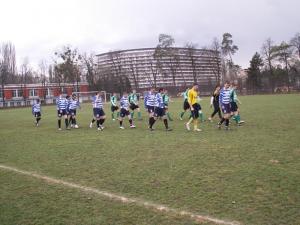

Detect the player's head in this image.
[113,92,117,96]
[164,89,168,94]
[66,95,70,100]
[123,91,128,97]
[192,83,199,91]
[97,91,101,96]
[215,84,221,91]
[224,81,230,89]
[158,88,164,93]
[36,99,40,104]
[231,82,237,89]
[132,89,136,94]
[150,87,155,93]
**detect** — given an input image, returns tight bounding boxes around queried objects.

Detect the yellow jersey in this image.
[188,88,198,105]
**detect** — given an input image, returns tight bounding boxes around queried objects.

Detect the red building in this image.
[0,82,89,107]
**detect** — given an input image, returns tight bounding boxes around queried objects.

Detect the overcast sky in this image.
[0,0,299,69]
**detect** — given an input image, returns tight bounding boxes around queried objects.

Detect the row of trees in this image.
[247,33,300,93]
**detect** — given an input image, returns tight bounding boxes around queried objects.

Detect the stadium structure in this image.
[95,47,221,93]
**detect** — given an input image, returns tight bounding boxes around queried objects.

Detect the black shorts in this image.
[57,109,67,117]
[147,106,155,113]
[191,103,200,119]
[69,109,77,116]
[221,104,231,114]
[120,108,130,117]
[93,108,105,118]
[230,102,238,112]
[154,107,166,117]
[183,99,190,110]
[34,112,41,118]
[130,103,139,110]
[111,105,119,112]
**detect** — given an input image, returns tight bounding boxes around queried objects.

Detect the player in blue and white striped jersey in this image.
[32,99,41,126]
[150,88,172,131]
[218,81,232,130]
[144,87,157,130]
[89,91,106,131]
[68,94,81,129]
[56,93,69,130]
[119,92,136,129]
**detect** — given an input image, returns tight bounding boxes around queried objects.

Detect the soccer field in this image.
[0,94,300,225]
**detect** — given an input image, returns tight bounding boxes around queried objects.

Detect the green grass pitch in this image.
[0,94,300,225]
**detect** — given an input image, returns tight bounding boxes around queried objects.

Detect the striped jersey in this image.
[92,95,103,109]
[162,94,169,105]
[155,93,165,108]
[69,99,80,110]
[129,93,138,105]
[120,96,130,109]
[32,103,41,113]
[144,91,156,107]
[56,97,68,110]
[110,96,117,106]
[219,88,231,105]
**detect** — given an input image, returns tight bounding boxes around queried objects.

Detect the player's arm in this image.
[210,96,214,107]
[32,105,34,115]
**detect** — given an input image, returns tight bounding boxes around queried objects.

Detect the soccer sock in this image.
[163,119,169,129]
[232,115,237,121]
[69,117,72,125]
[219,117,225,125]
[99,119,105,125]
[65,118,68,128]
[199,112,204,122]
[167,112,173,121]
[236,114,241,123]
[187,117,193,125]
[58,119,61,128]
[137,111,141,119]
[129,119,133,125]
[131,112,134,118]
[225,119,229,127]
[149,117,156,128]
[117,112,120,117]
[73,118,76,125]
[193,119,198,130]
[96,120,100,128]
[111,112,115,119]
[180,112,185,118]
[36,118,39,123]
[189,113,192,119]
[120,120,123,126]
[91,118,95,123]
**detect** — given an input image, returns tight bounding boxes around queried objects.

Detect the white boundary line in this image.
[0,164,241,225]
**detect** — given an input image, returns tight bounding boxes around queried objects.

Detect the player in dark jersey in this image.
[208,85,222,122]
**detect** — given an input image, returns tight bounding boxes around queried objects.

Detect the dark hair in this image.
[224,80,230,84]
[193,83,198,86]
[66,95,70,99]
[158,88,164,93]
[36,99,40,103]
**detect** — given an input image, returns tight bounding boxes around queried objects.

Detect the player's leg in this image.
[57,110,62,130]
[64,113,69,130]
[162,110,172,131]
[128,111,135,128]
[148,107,156,131]
[137,107,142,120]
[111,106,115,120]
[99,110,106,130]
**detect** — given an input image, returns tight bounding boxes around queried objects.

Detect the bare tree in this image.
[204,38,222,84]
[81,53,96,90]
[39,60,48,101]
[185,42,198,83]
[290,33,300,58]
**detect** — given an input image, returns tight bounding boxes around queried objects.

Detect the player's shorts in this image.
[93,108,105,118]
[34,112,41,118]
[57,109,67,117]
[120,108,130,117]
[147,106,155,113]
[69,109,77,116]
[230,102,238,112]
[154,107,166,117]
[183,99,190,110]
[111,105,119,112]
[130,103,139,110]
[221,103,231,114]
[191,103,200,119]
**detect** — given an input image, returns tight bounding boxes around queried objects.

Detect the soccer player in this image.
[208,85,222,122]
[90,91,106,131]
[110,92,119,121]
[32,99,41,126]
[230,83,245,125]
[179,88,190,120]
[119,92,136,129]
[144,87,157,130]
[162,89,173,121]
[218,81,232,130]
[68,94,80,128]
[56,93,69,130]
[151,88,172,131]
[129,90,142,120]
[186,84,202,132]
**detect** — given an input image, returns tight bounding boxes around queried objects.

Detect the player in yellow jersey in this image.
[186,83,202,132]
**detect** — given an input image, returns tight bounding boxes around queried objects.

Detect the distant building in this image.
[0,82,88,107]
[96,47,221,93]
